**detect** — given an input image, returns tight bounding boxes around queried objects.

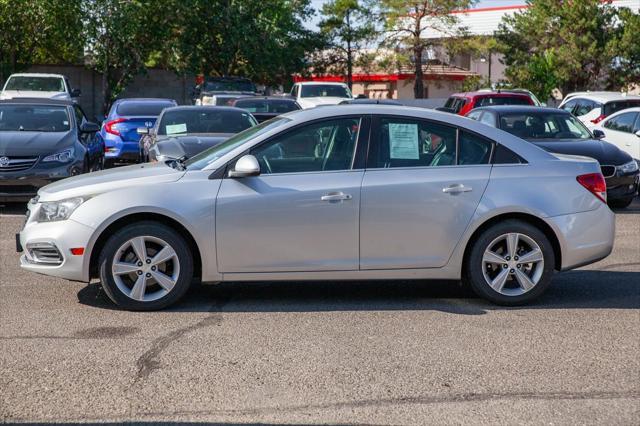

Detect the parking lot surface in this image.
[1,200,639,425]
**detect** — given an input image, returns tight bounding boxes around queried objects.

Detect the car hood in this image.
[38,162,186,201]
[0,90,69,100]
[297,97,350,108]
[530,139,632,165]
[0,131,75,156]
[155,134,232,159]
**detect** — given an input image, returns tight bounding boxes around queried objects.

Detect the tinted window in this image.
[604,112,638,133]
[493,144,526,164]
[0,105,70,132]
[370,118,457,168]
[603,100,640,117]
[5,76,65,92]
[560,99,577,113]
[203,79,256,92]
[250,117,360,174]
[158,109,256,135]
[300,84,351,98]
[499,112,591,140]
[234,99,300,114]
[474,96,531,108]
[459,131,492,165]
[116,102,175,116]
[73,105,86,128]
[444,97,467,113]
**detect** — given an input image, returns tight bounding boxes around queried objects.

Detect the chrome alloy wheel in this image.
[111,236,180,302]
[481,232,544,296]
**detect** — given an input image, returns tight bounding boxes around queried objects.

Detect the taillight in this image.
[591,114,605,124]
[577,173,607,203]
[105,118,127,136]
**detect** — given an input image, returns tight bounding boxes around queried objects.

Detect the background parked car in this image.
[289,82,353,109]
[99,98,176,167]
[232,96,300,122]
[0,98,101,201]
[141,106,257,162]
[193,76,257,105]
[339,98,403,105]
[558,92,640,127]
[466,106,639,208]
[0,73,80,101]
[438,90,535,115]
[591,107,640,161]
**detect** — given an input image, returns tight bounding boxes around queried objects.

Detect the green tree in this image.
[318,0,377,88]
[496,0,638,98]
[379,0,475,98]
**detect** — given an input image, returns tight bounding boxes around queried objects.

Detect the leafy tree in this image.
[318,0,378,88]
[0,0,83,80]
[379,0,476,98]
[496,0,638,98]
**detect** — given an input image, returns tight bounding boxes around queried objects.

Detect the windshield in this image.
[499,112,592,140]
[0,105,70,132]
[5,76,65,92]
[185,117,290,170]
[116,102,174,116]
[203,80,256,93]
[234,99,300,114]
[300,84,351,98]
[158,109,256,135]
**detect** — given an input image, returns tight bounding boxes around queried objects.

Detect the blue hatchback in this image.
[99,98,177,167]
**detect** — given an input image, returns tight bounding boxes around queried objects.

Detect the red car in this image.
[440,90,535,116]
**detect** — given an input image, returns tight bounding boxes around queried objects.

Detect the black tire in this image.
[464,219,555,306]
[608,197,634,209]
[98,221,194,311]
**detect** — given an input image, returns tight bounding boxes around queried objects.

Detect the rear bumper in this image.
[548,202,615,271]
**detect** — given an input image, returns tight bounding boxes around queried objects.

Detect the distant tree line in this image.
[0,0,638,108]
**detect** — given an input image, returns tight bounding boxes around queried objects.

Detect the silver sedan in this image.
[18,105,615,310]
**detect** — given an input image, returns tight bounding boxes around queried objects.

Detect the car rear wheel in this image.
[465,220,555,305]
[98,221,194,311]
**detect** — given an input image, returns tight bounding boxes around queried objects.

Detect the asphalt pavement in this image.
[1,200,638,425]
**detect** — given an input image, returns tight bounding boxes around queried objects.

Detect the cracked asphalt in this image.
[1,200,639,425]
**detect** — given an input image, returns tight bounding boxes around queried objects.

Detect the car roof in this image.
[450,90,531,98]
[6,73,66,78]
[0,97,74,106]
[562,92,640,103]
[234,96,297,102]
[297,81,348,86]
[605,106,640,116]
[470,105,569,115]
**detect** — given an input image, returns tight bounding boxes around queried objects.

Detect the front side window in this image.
[604,112,638,133]
[0,105,70,132]
[300,84,352,99]
[480,112,496,127]
[560,99,577,113]
[4,76,65,92]
[158,109,256,135]
[250,117,361,174]
[370,118,457,168]
[574,100,600,117]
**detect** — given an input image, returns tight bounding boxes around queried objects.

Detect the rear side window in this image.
[458,131,492,165]
[116,102,175,116]
[492,145,526,164]
[603,100,640,117]
[604,112,638,133]
[474,96,531,108]
[444,97,467,113]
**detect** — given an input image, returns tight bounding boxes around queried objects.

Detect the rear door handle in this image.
[443,184,473,194]
[321,192,352,202]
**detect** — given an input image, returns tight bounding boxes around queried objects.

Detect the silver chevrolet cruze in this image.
[18,105,615,310]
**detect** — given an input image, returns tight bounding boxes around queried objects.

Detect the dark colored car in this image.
[232,96,301,122]
[140,106,257,162]
[439,91,535,116]
[99,98,177,167]
[467,106,639,208]
[0,98,102,201]
[193,77,257,105]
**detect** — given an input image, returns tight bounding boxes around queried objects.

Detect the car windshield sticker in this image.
[63,121,69,126]
[389,123,419,159]
[166,123,187,135]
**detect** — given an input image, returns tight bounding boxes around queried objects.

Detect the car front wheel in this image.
[465,220,555,306]
[98,221,194,310]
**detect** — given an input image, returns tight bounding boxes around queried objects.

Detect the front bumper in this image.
[19,212,95,282]
[605,169,639,201]
[548,202,615,271]
[0,162,84,201]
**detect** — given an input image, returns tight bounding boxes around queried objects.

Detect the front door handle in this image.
[321,192,352,202]
[442,184,473,194]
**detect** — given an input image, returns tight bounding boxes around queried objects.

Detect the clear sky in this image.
[306,0,527,29]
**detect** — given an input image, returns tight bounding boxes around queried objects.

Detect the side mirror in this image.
[70,88,81,98]
[592,129,605,140]
[80,122,100,133]
[228,154,260,178]
[137,127,150,135]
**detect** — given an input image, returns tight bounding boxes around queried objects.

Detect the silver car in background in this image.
[17,105,615,310]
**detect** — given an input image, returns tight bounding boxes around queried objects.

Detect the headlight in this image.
[618,160,639,174]
[36,197,87,222]
[42,148,74,163]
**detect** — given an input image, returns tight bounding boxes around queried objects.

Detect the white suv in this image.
[289,81,353,109]
[558,91,640,128]
[0,73,80,100]
[592,107,640,161]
